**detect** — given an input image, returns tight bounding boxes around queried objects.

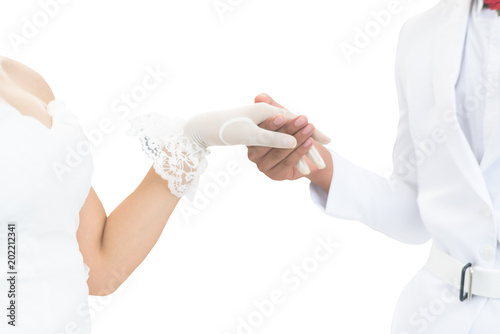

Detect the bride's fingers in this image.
[269,137,314,179]
[257,118,313,171]
[296,158,311,175]
[248,125,297,149]
[306,146,326,169]
[312,129,331,145]
[247,115,286,161]
[255,93,286,109]
[286,109,331,145]
[248,114,310,162]
[294,144,326,175]
[249,103,292,124]
[255,93,331,145]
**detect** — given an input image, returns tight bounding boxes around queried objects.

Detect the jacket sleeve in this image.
[311,28,430,245]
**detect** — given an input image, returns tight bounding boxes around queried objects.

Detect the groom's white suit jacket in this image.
[311,0,500,332]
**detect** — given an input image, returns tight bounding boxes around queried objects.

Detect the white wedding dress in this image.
[0,100,93,333]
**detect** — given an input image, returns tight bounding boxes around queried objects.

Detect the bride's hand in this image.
[127,98,330,198]
[247,94,331,180]
[183,102,328,149]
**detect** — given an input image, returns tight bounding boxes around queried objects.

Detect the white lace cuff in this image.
[127,113,209,199]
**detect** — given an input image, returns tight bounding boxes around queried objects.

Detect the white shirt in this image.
[456,0,500,164]
[456,3,500,331]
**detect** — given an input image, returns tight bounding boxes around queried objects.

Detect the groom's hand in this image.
[248,93,334,192]
[247,94,317,181]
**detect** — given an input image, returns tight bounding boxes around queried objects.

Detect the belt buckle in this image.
[459,262,474,302]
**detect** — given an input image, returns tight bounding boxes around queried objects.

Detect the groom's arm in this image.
[249,94,430,245]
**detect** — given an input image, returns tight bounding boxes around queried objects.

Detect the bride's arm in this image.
[1,57,180,296]
[78,169,178,296]
[77,104,305,296]
[2,57,326,297]
[78,101,328,296]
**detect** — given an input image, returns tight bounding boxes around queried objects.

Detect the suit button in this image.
[480,246,495,261]
[483,206,493,218]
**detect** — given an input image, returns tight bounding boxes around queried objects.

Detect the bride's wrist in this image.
[127,113,209,199]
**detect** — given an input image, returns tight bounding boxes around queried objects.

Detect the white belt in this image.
[425,244,500,302]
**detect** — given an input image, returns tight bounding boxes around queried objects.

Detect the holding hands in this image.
[129,95,332,198]
[248,94,334,193]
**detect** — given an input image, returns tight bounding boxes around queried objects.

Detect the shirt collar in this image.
[477,0,485,14]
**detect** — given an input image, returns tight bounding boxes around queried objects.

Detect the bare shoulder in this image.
[0,56,55,104]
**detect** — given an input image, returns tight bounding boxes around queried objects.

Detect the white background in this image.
[1,0,438,333]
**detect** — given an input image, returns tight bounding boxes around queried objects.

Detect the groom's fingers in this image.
[255,93,287,109]
[247,115,286,161]
[248,114,309,163]
[268,138,315,179]
[255,93,331,145]
[257,119,315,172]
[248,94,295,161]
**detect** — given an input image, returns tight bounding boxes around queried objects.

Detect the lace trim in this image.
[127,113,209,199]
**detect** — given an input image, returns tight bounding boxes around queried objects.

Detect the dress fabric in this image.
[0,100,93,333]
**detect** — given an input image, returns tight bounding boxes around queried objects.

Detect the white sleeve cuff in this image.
[309,150,430,244]
[309,150,368,222]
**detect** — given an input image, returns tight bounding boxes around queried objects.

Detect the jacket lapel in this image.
[432,0,493,205]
